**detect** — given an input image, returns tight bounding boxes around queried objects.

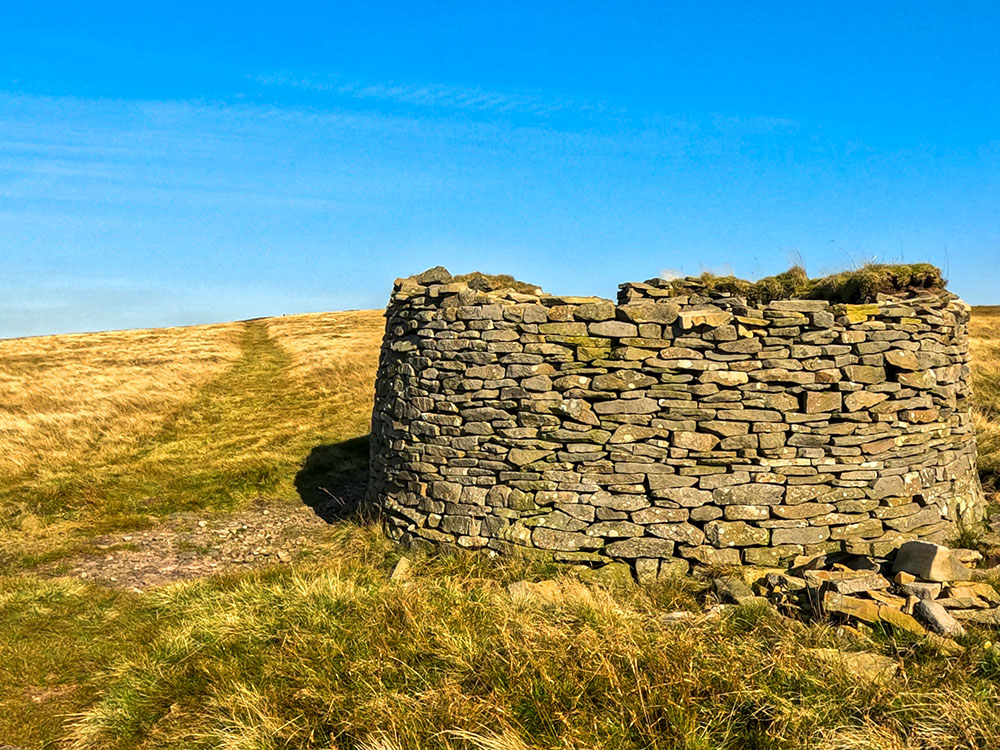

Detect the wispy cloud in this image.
[251,72,613,117]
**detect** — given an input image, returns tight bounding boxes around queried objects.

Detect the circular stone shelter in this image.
[367,265,984,577]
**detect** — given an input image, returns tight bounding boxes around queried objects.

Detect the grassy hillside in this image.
[971,306,1000,492]
[0,308,998,748]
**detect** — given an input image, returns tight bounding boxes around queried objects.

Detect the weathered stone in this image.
[898,370,937,389]
[700,371,749,386]
[802,391,842,414]
[772,527,830,546]
[648,522,705,546]
[900,581,941,600]
[605,537,675,558]
[672,431,720,451]
[772,503,836,520]
[713,484,785,506]
[678,305,731,328]
[950,608,1000,626]
[618,302,680,324]
[574,301,616,321]
[589,320,639,338]
[885,349,920,370]
[631,507,689,524]
[843,365,886,384]
[823,592,881,623]
[531,527,598,551]
[827,572,890,595]
[704,521,770,548]
[608,424,659,443]
[842,391,890,412]
[592,370,657,391]
[724,505,770,521]
[913,599,965,638]
[593,398,659,415]
[884,506,942,533]
[743,545,803,566]
[878,606,927,637]
[586,521,644,537]
[892,541,972,582]
[508,449,553,467]
[713,576,755,604]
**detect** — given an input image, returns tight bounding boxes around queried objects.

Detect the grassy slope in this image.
[971,306,1000,492]
[0,308,998,748]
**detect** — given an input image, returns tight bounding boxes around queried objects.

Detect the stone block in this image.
[704,521,770,548]
[802,391,842,414]
[531,527,599,551]
[605,537,676,558]
[843,365,886,384]
[589,320,639,338]
[772,526,830,546]
[672,431,720,451]
[892,541,972,582]
[713,483,785,506]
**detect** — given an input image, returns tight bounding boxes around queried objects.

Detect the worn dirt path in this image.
[35,498,347,591]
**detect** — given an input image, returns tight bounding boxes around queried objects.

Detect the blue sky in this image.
[2,1,998,338]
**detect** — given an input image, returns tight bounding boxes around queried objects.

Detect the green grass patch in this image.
[1,529,988,750]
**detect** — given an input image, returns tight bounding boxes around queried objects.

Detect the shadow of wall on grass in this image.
[294,435,370,523]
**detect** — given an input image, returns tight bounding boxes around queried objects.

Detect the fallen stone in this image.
[953,548,984,564]
[935,596,989,609]
[914,599,966,637]
[823,592,881,624]
[949,609,1000,626]
[869,590,909,610]
[878,606,928,637]
[899,581,942,600]
[827,572,891,596]
[713,576,755,604]
[390,556,412,582]
[577,561,634,587]
[658,610,698,626]
[947,583,1000,605]
[891,541,972,582]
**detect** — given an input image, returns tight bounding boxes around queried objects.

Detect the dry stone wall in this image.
[368,267,984,576]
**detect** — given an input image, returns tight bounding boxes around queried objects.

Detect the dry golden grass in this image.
[0,311,384,571]
[0,322,243,478]
[970,306,1000,491]
[265,309,384,392]
[0,305,999,748]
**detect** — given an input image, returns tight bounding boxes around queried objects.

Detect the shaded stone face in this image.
[368,269,984,570]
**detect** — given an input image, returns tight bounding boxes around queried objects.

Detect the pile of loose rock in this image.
[739,540,1000,647]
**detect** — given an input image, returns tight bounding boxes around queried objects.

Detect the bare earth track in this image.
[34,500,337,590]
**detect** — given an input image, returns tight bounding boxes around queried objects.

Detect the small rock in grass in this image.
[659,611,697,626]
[713,576,755,604]
[390,556,413,581]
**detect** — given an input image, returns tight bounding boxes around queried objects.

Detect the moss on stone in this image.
[661,263,945,304]
[452,271,541,294]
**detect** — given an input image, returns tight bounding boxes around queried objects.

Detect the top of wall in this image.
[392,264,958,312]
